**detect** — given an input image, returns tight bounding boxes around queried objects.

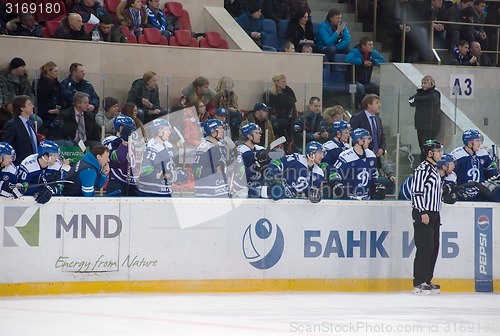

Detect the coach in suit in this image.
[3,95,38,165]
[56,92,100,148]
[349,94,386,167]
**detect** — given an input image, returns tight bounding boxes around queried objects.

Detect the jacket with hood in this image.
[63,151,108,196]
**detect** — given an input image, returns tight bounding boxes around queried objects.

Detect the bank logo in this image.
[477,215,489,231]
[242,218,284,269]
[3,206,40,247]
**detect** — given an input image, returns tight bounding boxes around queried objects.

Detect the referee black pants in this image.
[412,209,441,287]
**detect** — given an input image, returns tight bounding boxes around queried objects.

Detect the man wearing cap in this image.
[214,107,231,139]
[236,3,277,51]
[0,57,34,102]
[239,102,275,147]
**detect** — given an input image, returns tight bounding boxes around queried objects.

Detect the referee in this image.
[411,140,443,295]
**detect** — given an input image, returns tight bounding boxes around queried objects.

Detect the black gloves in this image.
[34,186,53,204]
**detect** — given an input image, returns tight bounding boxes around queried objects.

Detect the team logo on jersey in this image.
[242,218,284,270]
[2,206,40,247]
[477,215,490,231]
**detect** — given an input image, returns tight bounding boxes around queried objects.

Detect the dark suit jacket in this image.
[349,111,387,163]
[57,107,100,144]
[3,116,38,165]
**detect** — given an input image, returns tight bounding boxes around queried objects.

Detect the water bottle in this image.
[92,30,100,42]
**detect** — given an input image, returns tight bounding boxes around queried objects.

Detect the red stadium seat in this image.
[34,0,66,23]
[137,28,168,45]
[164,1,192,32]
[169,29,197,47]
[41,20,61,38]
[84,22,95,34]
[199,32,228,49]
[120,25,136,43]
[104,0,122,24]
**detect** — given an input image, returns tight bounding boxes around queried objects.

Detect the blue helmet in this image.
[352,128,371,143]
[38,140,60,157]
[437,152,455,168]
[331,120,351,134]
[241,123,262,139]
[0,142,15,160]
[305,141,325,155]
[149,118,171,135]
[202,119,224,137]
[462,129,482,145]
[114,115,135,132]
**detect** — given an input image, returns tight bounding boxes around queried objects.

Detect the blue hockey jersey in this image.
[322,139,350,166]
[451,146,498,185]
[193,140,230,197]
[237,143,266,197]
[18,154,65,196]
[0,163,18,184]
[333,148,378,199]
[267,153,324,198]
[138,138,176,196]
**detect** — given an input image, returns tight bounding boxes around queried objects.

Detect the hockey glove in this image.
[269,183,285,201]
[442,182,457,204]
[325,180,345,199]
[175,167,190,183]
[34,186,53,204]
[370,183,386,200]
[254,150,271,169]
[0,181,21,198]
[308,187,322,203]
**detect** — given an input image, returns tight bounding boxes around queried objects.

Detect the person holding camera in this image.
[292,97,328,153]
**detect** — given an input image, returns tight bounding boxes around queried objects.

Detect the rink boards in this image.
[0,197,498,296]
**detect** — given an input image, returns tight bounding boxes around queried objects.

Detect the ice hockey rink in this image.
[0,292,499,336]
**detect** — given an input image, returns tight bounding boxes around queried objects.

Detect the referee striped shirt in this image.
[411,160,442,212]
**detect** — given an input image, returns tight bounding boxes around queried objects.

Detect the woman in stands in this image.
[214,77,241,141]
[321,105,350,132]
[119,0,147,37]
[286,8,315,53]
[263,73,297,147]
[35,61,63,140]
[122,102,146,139]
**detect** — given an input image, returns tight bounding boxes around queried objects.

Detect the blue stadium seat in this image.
[323,54,349,95]
[262,19,278,50]
[277,20,289,50]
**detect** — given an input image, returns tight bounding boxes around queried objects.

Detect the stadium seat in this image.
[323,54,349,95]
[84,22,95,34]
[137,28,168,45]
[104,0,122,24]
[262,19,278,50]
[169,29,197,47]
[277,20,289,50]
[34,0,66,23]
[199,32,228,49]
[164,1,192,32]
[41,20,61,38]
[120,25,136,43]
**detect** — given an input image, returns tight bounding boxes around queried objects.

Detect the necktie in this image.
[370,115,379,153]
[26,120,37,153]
[77,114,87,143]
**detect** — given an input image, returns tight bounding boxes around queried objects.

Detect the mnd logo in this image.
[242,218,284,270]
[3,206,40,247]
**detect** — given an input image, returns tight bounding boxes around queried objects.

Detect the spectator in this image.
[145,0,178,41]
[118,0,147,38]
[6,13,43,37]
[55,13,89,41]
[444,0,474,50]
[56,92,101,147]
[193,99,210,123]
[292,97,328,153]
[263,73,297,143]
[239,102,275,148]
[122,102,146,138]
[90,13,128,42]
[345,36,385,107]
[408,75,441,163]
[69,0,108,24]
[472,0,488,50]
[301,44,313,53]
[236,3,277,51]
[126,71,168,124]
[469,40,491,66]
[0,57,34,102]
[263,0,291,26]
[224,0,248,18]
[182,104,203,147]
[180,76,216,118]
[95,97,120,137]
[316,8,351,67]
[349,94,386,168]
[214,76,241,141]
[2,95,38,165]
[450,39,477,65]
[35,61,63,139]
[63,144,110,196]
[286,8,315,53]
[60,63,100,112]
[321,105,350,132]
[283,41,295,52]
[288,0,311,18]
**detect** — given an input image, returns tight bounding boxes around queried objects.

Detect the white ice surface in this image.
[0,292,499,336]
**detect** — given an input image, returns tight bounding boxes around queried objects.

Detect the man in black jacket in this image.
[55,13,90,41]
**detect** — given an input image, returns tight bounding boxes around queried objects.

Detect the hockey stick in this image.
[268,136,286,152]
[173,126,187,196]
[12,180,75,190]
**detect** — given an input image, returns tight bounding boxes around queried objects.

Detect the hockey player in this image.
[193,119,230,197]
[102,115,137,196]
[0,142,24,198]
[237,123,271,198]
[322,120,351,165]
[137,118,188,197]
[333,128,385,200]
[451,129,499,201]
[399,152,457,204]
[63,145,110,196]
[264,141,325,203]
[18,140,66,204]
